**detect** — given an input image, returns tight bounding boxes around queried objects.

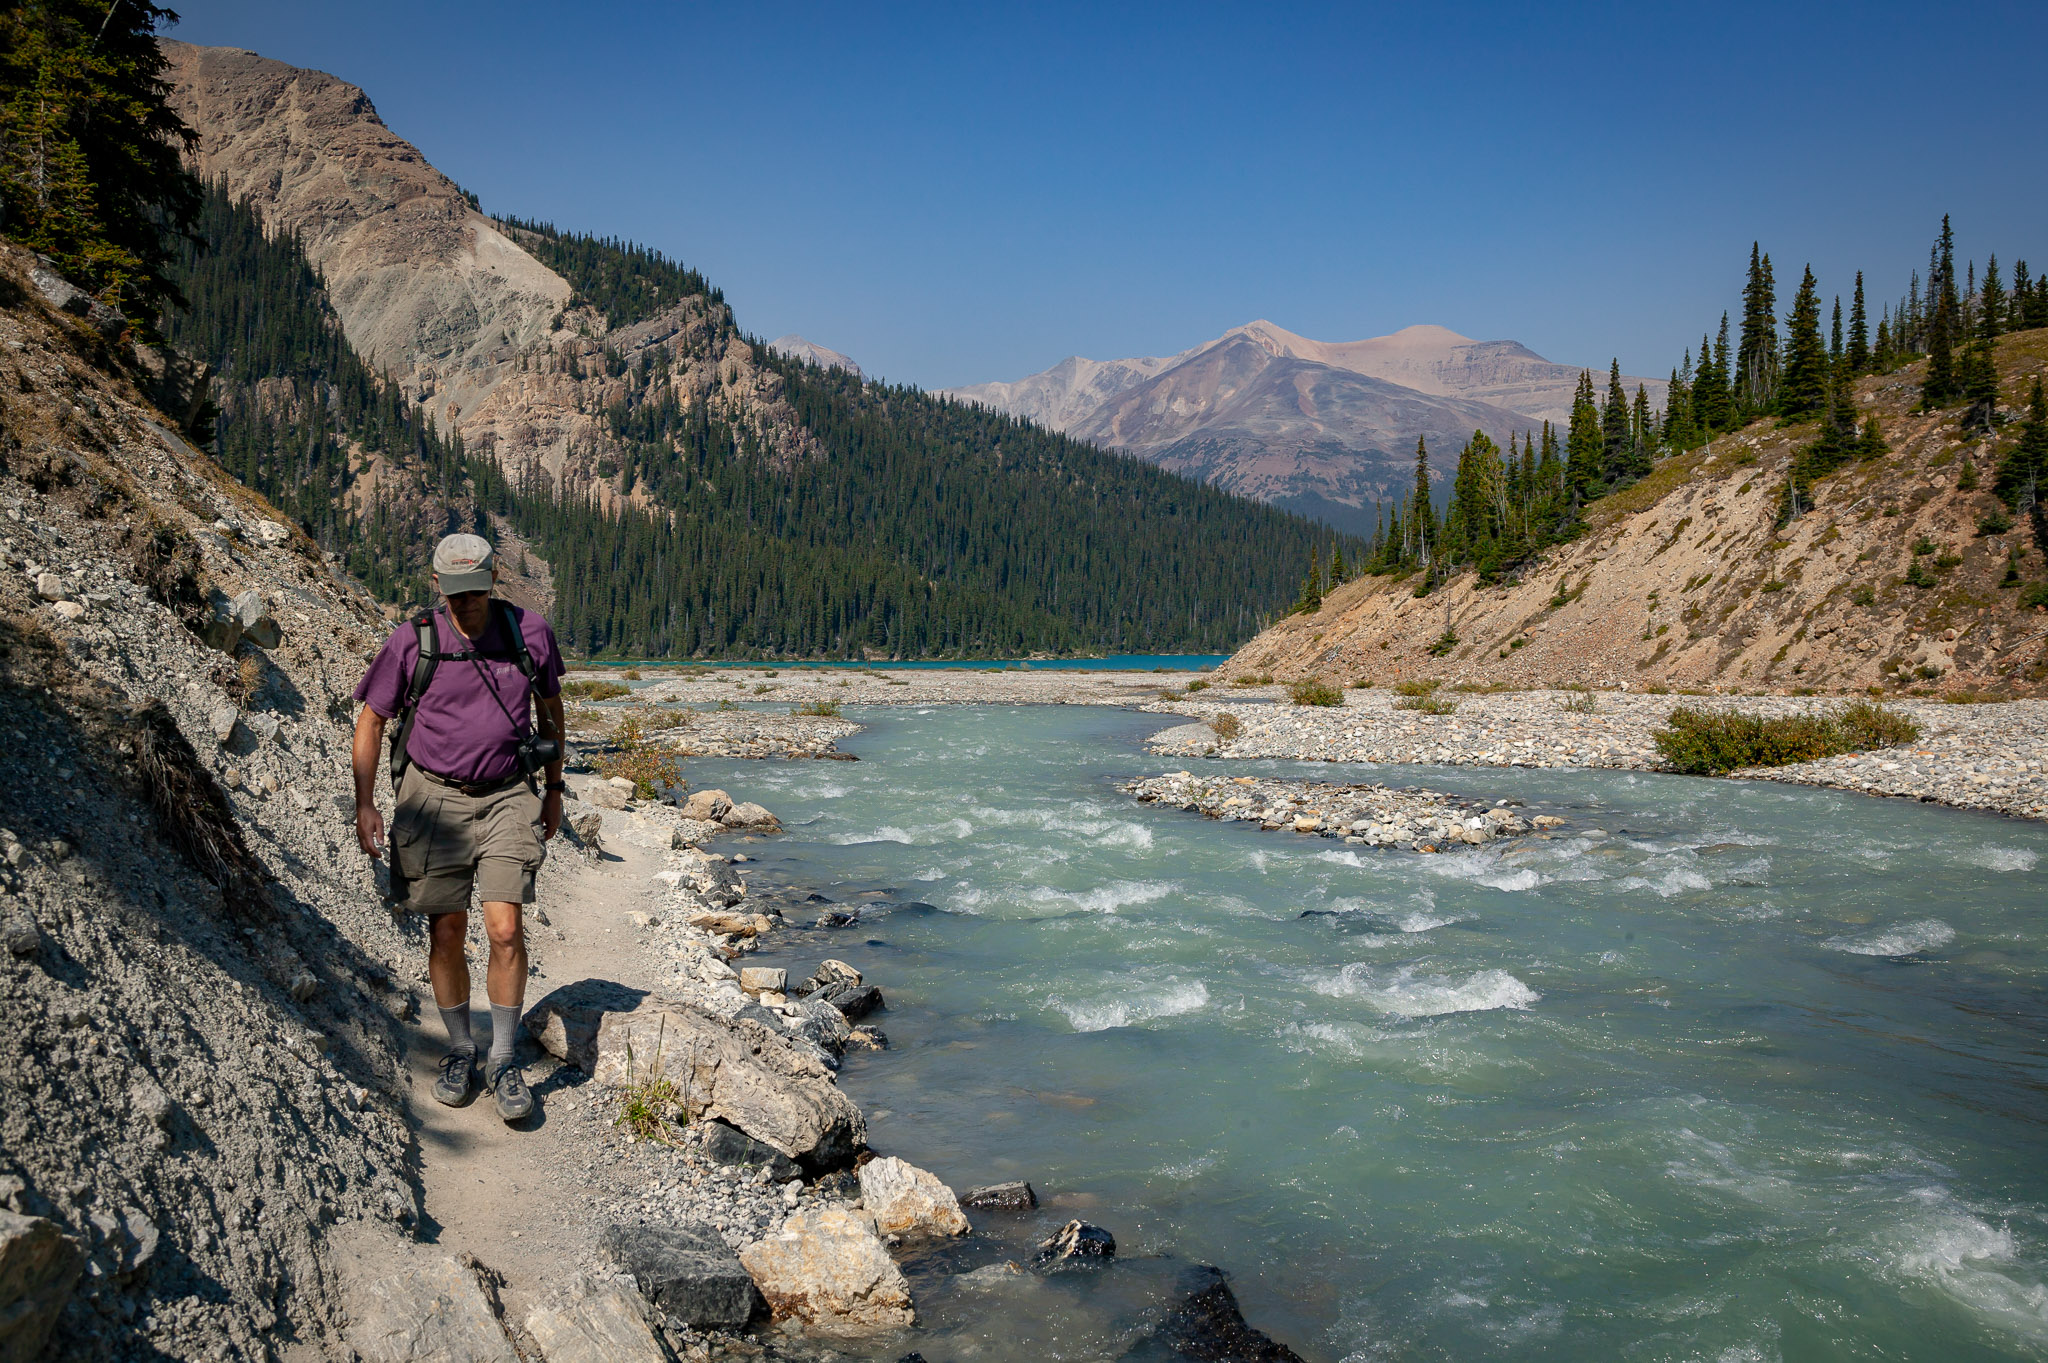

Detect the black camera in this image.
[516,733,562,778]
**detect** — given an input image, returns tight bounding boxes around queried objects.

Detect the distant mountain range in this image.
[769,335,860,377]
[945,321,1667,532]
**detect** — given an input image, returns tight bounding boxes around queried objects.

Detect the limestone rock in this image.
[961,1180,1037,1211]
[523,1275,668,1363]
[723,800,779,829]
[566,808,604,854]
[857,1156,969,1238]
[1036,1219,1115,1266]
[523,978,648,1072]
[209,706,239,745]
[700,1118,800,1182]
[738,1207,914,1336]
[739,966,787,994]
[588,782,629,810]
[229,588,282,648]
[49,600,83,621]
[672,847,746,907]
[0,1211,84,1363]
[589,1001,865,1170]
[1,916,40,957]
[32,571,63,601]
[597,1222,762,1327]
[345,1254,519,1363]
[681,788,733,822]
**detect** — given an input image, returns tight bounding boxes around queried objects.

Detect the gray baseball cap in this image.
[432,533,495,594]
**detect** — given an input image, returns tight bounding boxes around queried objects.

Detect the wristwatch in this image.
[544,781,566,793]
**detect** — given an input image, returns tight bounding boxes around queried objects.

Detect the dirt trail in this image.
[395,816,668,1322]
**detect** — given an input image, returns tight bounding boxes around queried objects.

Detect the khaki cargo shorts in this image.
[387,763,545,914]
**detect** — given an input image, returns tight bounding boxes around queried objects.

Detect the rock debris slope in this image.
[1224,330,2048,696]
[0,240,437,1358]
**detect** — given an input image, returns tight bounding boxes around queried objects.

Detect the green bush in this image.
[1652,701,1920,775]
[1287,677,1343,706]
[1209,711,1242,741]
[2021,581,2048,609]
[562,679,631,702]
[1426,629,1460,657]
[1395,694,1458,715]
[1184,679,1210,692]
[1392,678,1442,697]
[792,699,843,717]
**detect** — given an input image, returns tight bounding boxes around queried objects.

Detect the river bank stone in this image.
[345,1254,519,1363]
[1037,1219,1115,1266]
[858,1156,970,1239]
[961,1181,1037,1211]
[1125,1265,1306,1362]
[523,1274,669,1363]
[588,1001,866,1170]
[597,1222,763,1327]
[701,1118,800,1182]
[738,1206,915,1336]
[523,978,648,1072]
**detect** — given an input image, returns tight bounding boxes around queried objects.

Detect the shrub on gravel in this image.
[792,699,842,716]
[1287,677,1343,706]
[1394,694,1458,715]
[1393,678,1442,696]
[563,679,631,701]
[1209,711,1242,741]
[1652,702,1920,775]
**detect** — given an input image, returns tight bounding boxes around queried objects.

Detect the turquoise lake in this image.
[686,704,2048,1361]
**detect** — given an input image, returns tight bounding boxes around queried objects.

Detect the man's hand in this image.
[356,803,386,859]
[540,788,563,840]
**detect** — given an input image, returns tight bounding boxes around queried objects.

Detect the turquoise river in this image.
[680,704,2048,1362]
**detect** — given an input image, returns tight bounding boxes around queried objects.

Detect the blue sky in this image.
[170,1,2047,390]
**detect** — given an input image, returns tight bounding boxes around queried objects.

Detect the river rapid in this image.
[689,704,2048,1361]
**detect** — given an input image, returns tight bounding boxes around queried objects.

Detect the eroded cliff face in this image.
[161,41,812,510]
[1225,333,2048,696]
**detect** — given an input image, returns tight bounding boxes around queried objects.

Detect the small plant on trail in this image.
[1395,694,1458,715]
[614,1018,687,1145]
[593,712,682,800]
[792,699,842,717]
[1558,690,1598,713]
[1156,687,1187,701]
[1426,629,1460,657]
[1287,677,1343,706]
[1184,679,1210,692]
[1392,678,1442,697]
[1651,701,1920,775]
[1209,711,1242,741]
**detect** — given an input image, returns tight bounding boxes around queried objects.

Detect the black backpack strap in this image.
[492,599,540,684]
[387,613,441,788]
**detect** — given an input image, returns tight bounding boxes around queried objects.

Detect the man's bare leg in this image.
[427,910,480,1104]
[480,900,533,1119]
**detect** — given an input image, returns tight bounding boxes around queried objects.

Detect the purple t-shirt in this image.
[355,605,566,783]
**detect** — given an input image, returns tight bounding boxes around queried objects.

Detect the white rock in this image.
[857,1156,969,1238]
[738,1207,914,1336]
[33,571,63,601]
[49,600,84,621]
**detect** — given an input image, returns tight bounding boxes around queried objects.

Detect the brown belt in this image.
[415,766,523,798]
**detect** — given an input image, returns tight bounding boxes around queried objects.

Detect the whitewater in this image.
[692,703,2048,1361]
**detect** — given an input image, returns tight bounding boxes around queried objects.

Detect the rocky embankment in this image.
[564,702,861,762]
[623,665,1184,708]
[1125,772,1561,851]
[1144,689,2048,821]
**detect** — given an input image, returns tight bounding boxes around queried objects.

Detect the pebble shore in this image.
[1123,772,1561,851]
[1143,688,2048,822]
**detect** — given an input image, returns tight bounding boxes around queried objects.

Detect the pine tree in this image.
[1630,384,1654,476]
[1848,271,1870,373]
[1408,436,1434,563]
[1736,245,1779,413]
[1830,296,1844,366]
[1601,359,1631,481]
[1995,376,2047,512]
[1778,265,1828,420]
[1979,255,2005,342]
[1663,361,1693,447]
[2012,261,2033,330]
[1567,370,1602,504]
[1328,543,1347,586]
[1960,336,2000,431]
[0,0,200,314]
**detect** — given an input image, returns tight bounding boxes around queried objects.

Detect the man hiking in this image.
[350,533,567,1122]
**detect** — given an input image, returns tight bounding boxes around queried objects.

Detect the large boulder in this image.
[345,1254,519,1363]
[0,1212,83,1363]
[858,1157,969,1239]
[738,1207,914,1336]
[680,788,733,822]
[589,1001,865,1171]
[1036,1220,1115,1266]
[596,1222,762,1327]
[228,588,282,648]
[699,1118,800,1182]
[523,979,649,1072]
[723,800,779,829]
[522,1274,669,1363]
[1124,1265,1307,1363]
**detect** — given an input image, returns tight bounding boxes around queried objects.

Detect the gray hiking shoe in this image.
[433,1047,477,1106]
[489,1061,533,1122]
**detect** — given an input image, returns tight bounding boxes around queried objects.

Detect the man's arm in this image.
[538,693,565,839]
[353,705,388,857]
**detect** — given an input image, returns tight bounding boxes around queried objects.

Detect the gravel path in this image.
[1141,688,2048,822]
